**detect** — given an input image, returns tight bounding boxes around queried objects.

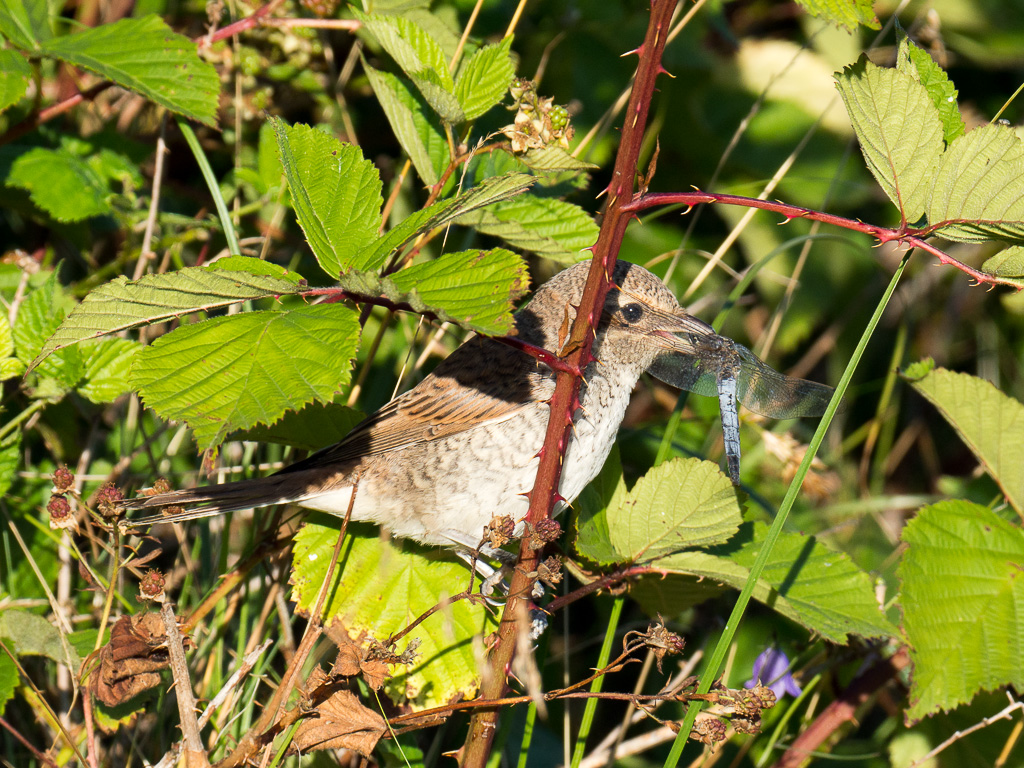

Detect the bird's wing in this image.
[278,338,551,473]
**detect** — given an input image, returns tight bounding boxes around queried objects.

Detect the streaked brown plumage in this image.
[118,260,713,549]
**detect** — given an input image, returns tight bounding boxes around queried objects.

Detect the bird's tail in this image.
[117,474,319,527]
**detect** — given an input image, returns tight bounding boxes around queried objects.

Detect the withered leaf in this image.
[292,689,386,756]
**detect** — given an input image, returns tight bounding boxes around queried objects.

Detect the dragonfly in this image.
[648,323,838,485]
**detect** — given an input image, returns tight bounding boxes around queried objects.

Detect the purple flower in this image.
[745,647,802,699]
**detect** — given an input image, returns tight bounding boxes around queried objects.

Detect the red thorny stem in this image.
[459,2,680,766]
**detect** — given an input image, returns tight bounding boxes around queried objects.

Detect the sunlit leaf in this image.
[835,56,944,223]
[575,458,742,565]
[454,36,514,121]
[33,263,304,367]
[905,364,1024,513]
[0,0,51,49]
[982,246,1024,286]
[457,195,598,262]
[355,11,464,123]
[78,338,141,404]
[794,0,879,32]
[131,305,361,451]
[926,123,1024,244]
[0,49,31,113]
[899,501,1024,721]
[896,28,964,145]
[363,64,447,186]
[338,249,529,335]
[354,173,534,271]
[7,146,112,222]
[232,403,363,452]
[274,119,383,278]
[39,15,219,127]
[292,520,497,710]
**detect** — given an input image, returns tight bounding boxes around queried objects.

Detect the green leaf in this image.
[926,124,1024,243]
[231,402,363,452]
[899,501,1024,722]
[574,458,742,565]
[39,15,219,127]
[0,609,80,670]
[339,249,529,335]
[78,338,141,404]
[0,654,15,718]
[457,195,598,262]
[0,49,31,113]
[515,146,598,173]
[793,0,879,31]
[131,305,361,451]
[0,312,24,383]
[209,255,304,284]
[292,520,497,710]
[273,119,383,278]
[905,365,1024,514]
[355,11,464,123]
[454,36,514,121]
[725,523,896,643]
[7,146,112,222]
[363,64,447,186]
[0,432,20,498]
[33,265,304,366]
[835,56,944,223]
[982,246,1024,286]
[14,272,82,388]
[0,0,51,50]
[355,172,535,271]
[895,28,964,145]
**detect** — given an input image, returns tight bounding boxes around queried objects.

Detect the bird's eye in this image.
[621,303,644,323]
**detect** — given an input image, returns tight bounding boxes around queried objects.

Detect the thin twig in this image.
[161,602,210,766]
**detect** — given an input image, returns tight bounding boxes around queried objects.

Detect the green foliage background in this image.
[1,0,1023,766]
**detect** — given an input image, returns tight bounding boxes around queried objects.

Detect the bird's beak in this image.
[647,307,716,354]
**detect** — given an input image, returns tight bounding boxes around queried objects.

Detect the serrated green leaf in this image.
[835,56,944,223]
[906,366,1024,514]
[0,609,80,670]
[257,120,283,193]
[232,402,363,452]
[292,520,497,710]
[78,338,140,404]
[454,36,514,121]
[726,523,896,642]
[899,501,1024,722]
[273,119,383,278]
[131,305,361,451]
[0,432,20,498]
[355,10,464,123]
[926,124,1024,243]
[896,28,964,145]
[0,0,51,49]
[13,272,82,388]
[0,654,15,718]
[0,312,14,360]
[0,49,31,113]
[339,249,529,335]
[575,458,742,565]
[355,172,534,271]
[208,255,304,284]
[7,146,112,222]
[457,195,598,262]
[33,266,304,366]
[982,246,1024,285]
[793,0,879,31]
[39,15,219,127]
[364,64,446,186]
[516,145,598,173]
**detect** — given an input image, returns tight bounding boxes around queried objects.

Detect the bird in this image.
[117,260,716,552]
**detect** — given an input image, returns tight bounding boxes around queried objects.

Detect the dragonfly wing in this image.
[648,351,721,398]
[734,345,836,418]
